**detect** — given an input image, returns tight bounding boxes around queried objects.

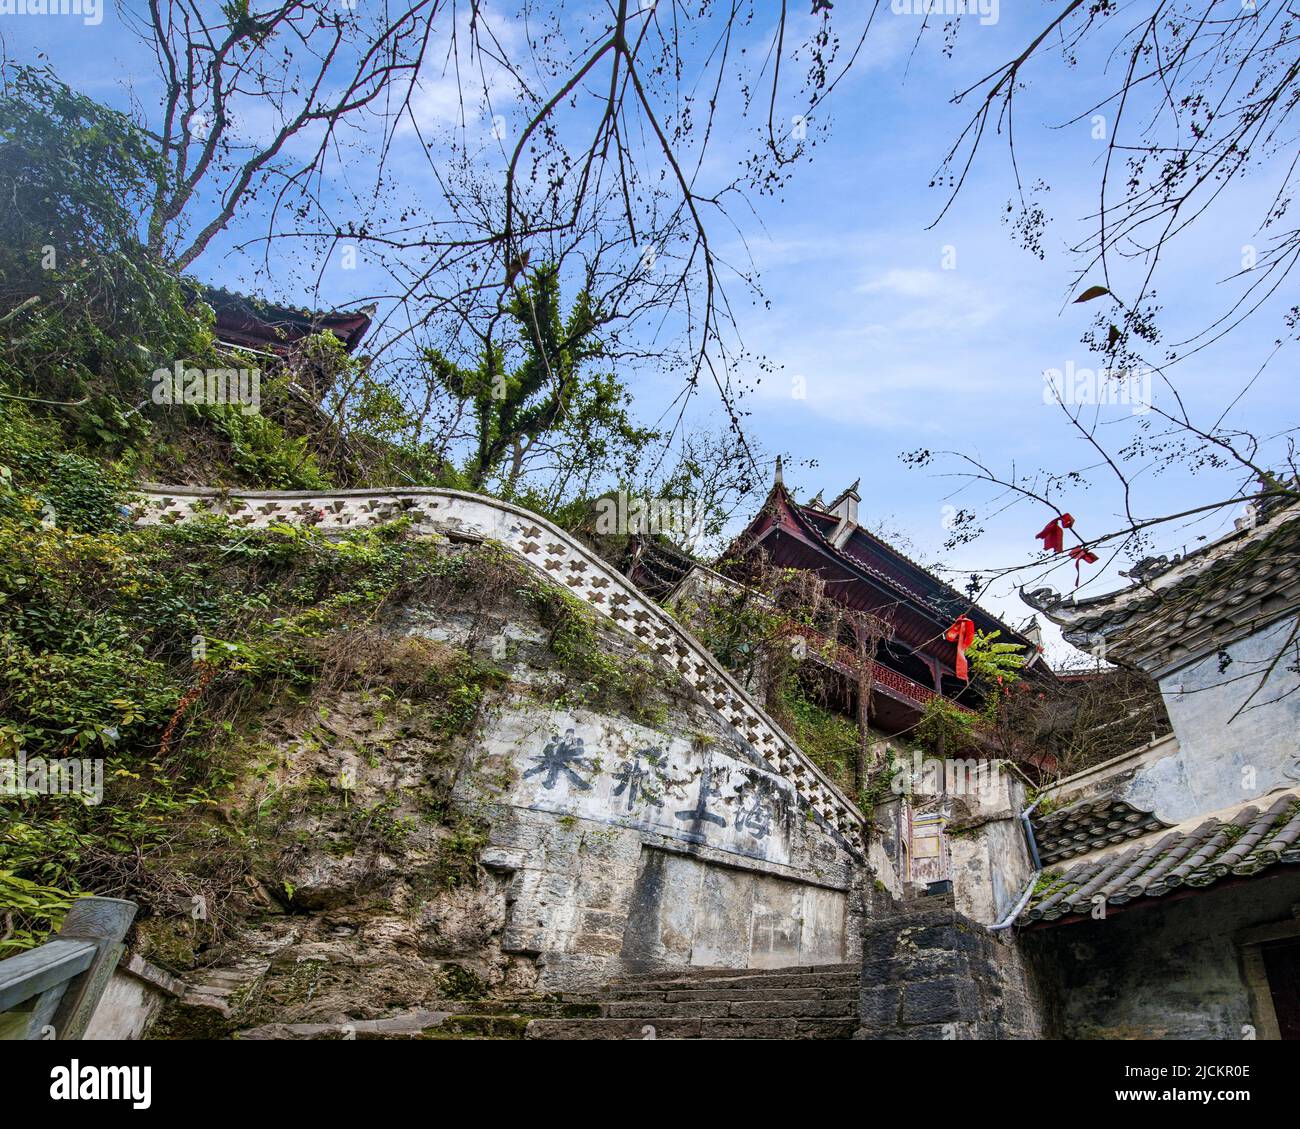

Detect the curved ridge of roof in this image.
[196,282,377,323]
[1022,789,1300,925]
[786,491,1031,643]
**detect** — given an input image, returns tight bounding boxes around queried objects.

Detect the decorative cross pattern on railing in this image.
[132,486,865,839]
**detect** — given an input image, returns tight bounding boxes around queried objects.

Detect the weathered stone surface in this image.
[613,971,858,993]
[698,1018,798,1039]
[605,1000,731,1019]
[1022,869,1300,1039]
[526,963,861,1039]
[900,978,965,1025]
[857,894,1045,1040]
[134,504,870,1038]
[859,985,901,1026]
[526,1017,701,1040]
[727,996,852,1018]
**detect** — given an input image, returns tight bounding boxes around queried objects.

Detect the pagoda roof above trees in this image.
[727,463,1041,662]
[195,284,375,356]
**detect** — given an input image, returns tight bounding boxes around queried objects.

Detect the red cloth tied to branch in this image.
[1035,512,1075,554]
[945,616,976,681]
[1069,545,1099,584]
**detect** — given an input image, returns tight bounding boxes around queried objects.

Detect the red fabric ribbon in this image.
[1035,512,1075,554]
[1069,545,1099,585]
[945,616,976,681]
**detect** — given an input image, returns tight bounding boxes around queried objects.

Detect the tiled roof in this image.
[623,535,698,601]
[1023,790,1300,924]
[197,284,375,354]
[1032,794,1171,865]
[1021,504,1300,678]
[790,500,1030,644]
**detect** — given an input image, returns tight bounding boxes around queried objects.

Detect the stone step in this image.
[601,996,855,1020]
[236,1009,535,1040]
[430,998,602,1019]
[601,984,856,1004]
[519,966,863,1040]
[615,963,857,981]
[525,1016,857,1040]
[605,971,860,995]
[235,999,604,1040]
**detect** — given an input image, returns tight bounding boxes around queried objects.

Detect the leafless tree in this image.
[902,2,1299,712]
[118,1,886,491]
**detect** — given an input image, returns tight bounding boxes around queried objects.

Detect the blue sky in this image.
[4,3,1293,658]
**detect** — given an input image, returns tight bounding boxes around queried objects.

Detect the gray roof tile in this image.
[1023,790,1300,924]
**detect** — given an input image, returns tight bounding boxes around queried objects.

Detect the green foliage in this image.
[429,816,490,892]
[419,538,671,720]
[0,69,330,494]
[857,744,901,816]
[525,583,670,722]
[0,66,212,446]
[0,409,678,949]
[201,400,331,490]
[439,962,489,1000]
[780,683,859,795]
[672,572,805,697]
[425,263,657,495]
[0,406,493,945]
[384,641,505,736]
[1032,870,1068,899]
[964,630,1026,688]
[916,696,980,753]
[0,870,76,953]
[0,398,132,532]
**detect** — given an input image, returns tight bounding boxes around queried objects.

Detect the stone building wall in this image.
[872,760,1036,926]
[138,523,870,1037]
[1132,614,1300,824]
[857,892,1045,1040]
[1020,869,1300,1039]
[461,705,865,992]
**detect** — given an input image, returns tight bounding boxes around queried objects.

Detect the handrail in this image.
[133,485,866,839]
[0,940,95,1013]
[783,621,974,714]
[0,896,136,1040]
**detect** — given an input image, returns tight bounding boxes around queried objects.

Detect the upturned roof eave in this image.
[736,482,1035,648]
[1024,501,1300,634]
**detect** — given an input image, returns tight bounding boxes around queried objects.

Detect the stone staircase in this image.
[525,964,861,1040]
[224,965,862,1039]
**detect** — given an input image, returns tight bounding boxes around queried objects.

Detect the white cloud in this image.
[397,12,530,138]
[858,267,946,298]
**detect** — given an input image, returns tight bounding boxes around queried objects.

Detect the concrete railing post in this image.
[48,897,137,1040]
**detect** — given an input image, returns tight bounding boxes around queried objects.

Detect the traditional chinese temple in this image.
[198,285,375,357]
[627,459,1047,739]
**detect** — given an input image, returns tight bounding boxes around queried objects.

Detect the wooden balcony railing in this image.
[782,622,974,714]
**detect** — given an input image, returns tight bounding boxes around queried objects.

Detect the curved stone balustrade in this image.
[132,485,866,840]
